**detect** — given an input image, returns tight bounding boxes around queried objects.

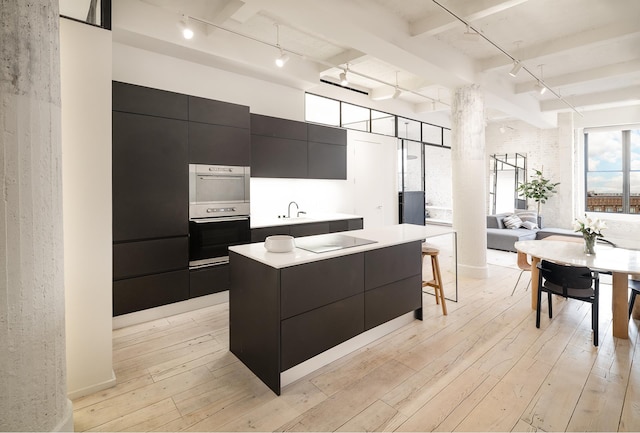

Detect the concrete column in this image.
[557,112,575,227]
[0,1,73,431]
[451,85,489,279]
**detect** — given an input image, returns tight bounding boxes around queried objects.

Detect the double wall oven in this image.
[188,164,250,269]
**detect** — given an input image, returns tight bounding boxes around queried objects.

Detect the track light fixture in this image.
[509,61,522,77]
[273,24,289,68]
[393,71,401,98]
[178,14,194,40]
[275,50,289,67]
[536,64,547,95]
[340,65,349,86]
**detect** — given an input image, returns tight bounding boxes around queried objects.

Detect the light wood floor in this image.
[73,254,640,432]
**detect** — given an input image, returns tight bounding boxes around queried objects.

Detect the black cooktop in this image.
[294,233,377,253]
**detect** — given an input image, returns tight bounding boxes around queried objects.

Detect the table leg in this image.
[612,272,629,339]
[530,256,540,310]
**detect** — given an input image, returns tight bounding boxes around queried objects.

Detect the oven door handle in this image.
[191,216,250,223]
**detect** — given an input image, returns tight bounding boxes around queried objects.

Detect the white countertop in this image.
[250,213,362,229]
[229,223,456,269]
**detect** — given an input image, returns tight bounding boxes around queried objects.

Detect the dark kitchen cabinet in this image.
[308,141,347,179]
[288,221,331,237]
[112,111,188,242]
[113,81,188,120]
[251,135,307,178]
[189,264,230,298]
[307,124,347,180]
[250,114,307,178]
[113,269,189,316]
[113,237,188,280]
[251,225,291,243]
[188,122,250,166]
[250,114,307,140]
[188,96,250,128]
[281,293,364,370]
[250,115,347,180]
[307,123,346,145]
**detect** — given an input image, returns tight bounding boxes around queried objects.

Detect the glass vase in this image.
[583,233,596,255]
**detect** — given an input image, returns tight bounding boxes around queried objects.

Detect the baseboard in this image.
[67,369,117,401]
[458,263,489,279]
[112,291,229,329]
[52,398,74,432]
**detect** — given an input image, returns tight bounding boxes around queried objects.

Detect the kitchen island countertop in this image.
[229,223,455,269]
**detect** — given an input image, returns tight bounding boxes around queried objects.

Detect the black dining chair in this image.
[536,260,600,346]
[630,279,640,319]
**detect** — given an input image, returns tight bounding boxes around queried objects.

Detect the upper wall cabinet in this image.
[188,96,251,166]
[251,115,347,180]
[188,96,250,128]
[113,81,188,120]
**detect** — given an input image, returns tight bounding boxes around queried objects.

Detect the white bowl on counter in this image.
[264,235,295,253]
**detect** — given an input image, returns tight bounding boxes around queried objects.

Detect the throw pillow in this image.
[503,214,523,229]
[515,209,538,225]
[521,220,539,230]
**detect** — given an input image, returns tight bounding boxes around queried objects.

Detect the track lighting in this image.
[536,65,547,95]
[273,24,290,68]
[536,81,547,95]
[339,70,348,86]
[275,50,289,67]
[178,15,194,40]
[392,71,401,98]
[509,61,522,77]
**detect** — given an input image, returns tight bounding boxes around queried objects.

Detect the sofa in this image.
[486,212,582,252]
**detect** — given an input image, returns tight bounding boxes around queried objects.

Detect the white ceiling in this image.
[112,0,640,128]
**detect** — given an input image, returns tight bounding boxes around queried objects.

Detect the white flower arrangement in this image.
[573,215,607,237]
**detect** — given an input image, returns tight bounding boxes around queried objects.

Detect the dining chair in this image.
[536,260,600,346]
[510,251,531,296]
[630,279,640,319]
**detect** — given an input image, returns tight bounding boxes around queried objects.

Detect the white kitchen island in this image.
[228,223,456,395]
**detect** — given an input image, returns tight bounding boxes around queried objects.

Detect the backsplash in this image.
[250,177,355,219]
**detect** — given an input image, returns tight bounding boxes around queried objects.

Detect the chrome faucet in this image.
[287,201,298,218]
[287,201,306,218]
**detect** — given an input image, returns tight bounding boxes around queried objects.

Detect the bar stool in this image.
[422,243,447,315]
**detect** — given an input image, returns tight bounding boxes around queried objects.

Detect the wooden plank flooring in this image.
[73,253,640,432]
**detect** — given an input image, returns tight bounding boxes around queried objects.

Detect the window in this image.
[585,127,640,214]
[304,93,450,145]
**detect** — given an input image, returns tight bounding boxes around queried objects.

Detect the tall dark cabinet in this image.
[112,82,252,316]
[112,82,190,316]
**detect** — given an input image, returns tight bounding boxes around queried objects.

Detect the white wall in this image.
[61,19,115,399]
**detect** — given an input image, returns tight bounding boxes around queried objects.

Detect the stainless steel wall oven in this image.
[188,164,250,269]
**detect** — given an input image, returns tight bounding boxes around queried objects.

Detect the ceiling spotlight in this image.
[392,71,401,98]
[178,15,194,40]
[275,50,289,67]
[339,70,349,86]
[499,126,506,134]
[537,81,547,95]
[509,61,522,77]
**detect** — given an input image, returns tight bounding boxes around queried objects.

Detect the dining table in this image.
[515,238,640,339]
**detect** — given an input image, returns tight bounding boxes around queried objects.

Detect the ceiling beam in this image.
[481,20,640,71]
[410,0,528,37]
[515,59,640,94]
[540,86,640,111]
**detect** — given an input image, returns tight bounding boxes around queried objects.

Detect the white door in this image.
[348,130,398,228]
